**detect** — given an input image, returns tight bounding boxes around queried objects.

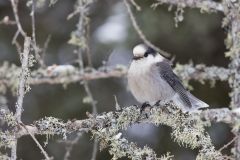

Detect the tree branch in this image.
[0,63,230,90]
[2,103,233,159]
[15,37,31,122]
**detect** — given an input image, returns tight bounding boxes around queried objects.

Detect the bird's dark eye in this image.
[144,52,148,57]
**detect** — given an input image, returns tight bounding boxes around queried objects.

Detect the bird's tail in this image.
[188,92,209,109]
[171,92,209,112]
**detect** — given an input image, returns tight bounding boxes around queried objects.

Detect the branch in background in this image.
[153,0,224,12]
[200,108,237,124]
[63,133,83,160]
[68,0,95,67]
[67,0,98,159]
[0,16,16,25]
[174,63,231,82]
[30,0,45,67]
[0,63,230,91]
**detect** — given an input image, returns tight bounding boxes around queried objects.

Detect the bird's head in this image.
[132,44,165,62]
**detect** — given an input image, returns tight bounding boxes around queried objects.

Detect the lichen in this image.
[34,117,67,139]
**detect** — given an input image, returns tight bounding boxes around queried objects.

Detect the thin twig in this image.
[219,136,237,152]
[123,0,170,58]
[91,137,98,160]
[11,141,17,160]
[31,0,36,47]
[10,0,27,39]
[63,133,83,160]
[12,30,20,46]
[41,35,52,67]
[76,1,98,158]
[130,0,141,11]
[31,0,45,67]
[154,0,224,12]
[22,124,52,160]
[0,16,16,25]
[78,47,98,160]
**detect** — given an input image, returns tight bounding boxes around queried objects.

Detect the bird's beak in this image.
[133,56,143,60]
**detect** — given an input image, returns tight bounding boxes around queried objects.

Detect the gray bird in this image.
[127,44,209,112]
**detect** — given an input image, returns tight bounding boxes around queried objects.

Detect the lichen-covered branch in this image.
[174,63,230,82]
[224,1,240,158]
[0,63,230,94]
[15,37,31,122]
[2,103,237,159]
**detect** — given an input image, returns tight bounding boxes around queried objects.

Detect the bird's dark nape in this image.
[145,46,157,56]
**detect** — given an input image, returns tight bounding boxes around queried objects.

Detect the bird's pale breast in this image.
[128,61,174,104]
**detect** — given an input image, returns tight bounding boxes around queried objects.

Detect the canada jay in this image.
[127,44,209,112]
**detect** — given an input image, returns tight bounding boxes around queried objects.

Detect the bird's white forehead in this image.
[133,44,147,56]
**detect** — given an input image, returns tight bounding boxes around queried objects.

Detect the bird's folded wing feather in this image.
[156,62,192,108]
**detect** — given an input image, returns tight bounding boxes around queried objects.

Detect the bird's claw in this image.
[140,102,151,112]
[140,102,151,118]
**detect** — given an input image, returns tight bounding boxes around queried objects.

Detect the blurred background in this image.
[0,0,233,159]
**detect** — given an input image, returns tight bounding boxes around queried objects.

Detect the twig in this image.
[64,0,98,159]
[10,0,27,39]
[91,137,98,160]
[22,123,52,160]
[41,35,52,67]
[63,133,83,160]
[130,0,141,11]
[31,0,45,67]
[0,16,16,25]
[123,0,171,58]
[11,141,17,160]
[12,30,20,46]
[76,1,98,158]
[219,136,237,152]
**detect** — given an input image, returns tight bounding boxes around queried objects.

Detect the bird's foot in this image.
[140,102,151,118]
[140,102,151,112]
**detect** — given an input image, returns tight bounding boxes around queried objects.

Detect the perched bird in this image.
[127,44,209,112]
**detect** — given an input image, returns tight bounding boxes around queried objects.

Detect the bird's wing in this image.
[156,61,192,108]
